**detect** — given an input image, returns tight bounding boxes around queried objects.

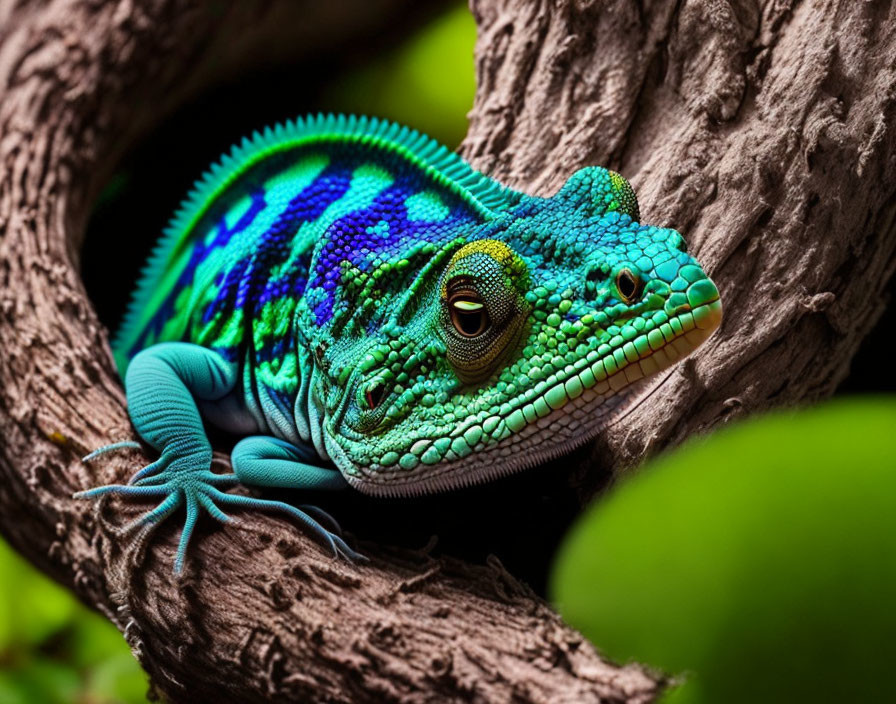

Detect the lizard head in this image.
[318,167,722,496]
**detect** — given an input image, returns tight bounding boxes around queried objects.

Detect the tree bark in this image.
[463,0,896,490]
[0,1,893,703]
[0,1,658,703]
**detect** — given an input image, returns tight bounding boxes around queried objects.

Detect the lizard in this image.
[76,114,722,572]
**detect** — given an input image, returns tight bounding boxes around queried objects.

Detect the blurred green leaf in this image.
[0,670,39,704]
[0,539,74,649]
[17,575,79,648]
[10,657,82,704]
[84,651,152,704]
[67,610,134,669]
[323,4,476,147]
[551,397,896,704]
[0,539,148,703]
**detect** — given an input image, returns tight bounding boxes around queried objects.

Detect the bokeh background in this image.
[2,2,892,702]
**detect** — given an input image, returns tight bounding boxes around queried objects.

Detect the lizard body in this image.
[80,114,722,570]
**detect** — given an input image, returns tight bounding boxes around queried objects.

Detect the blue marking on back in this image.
[307,159,481,325]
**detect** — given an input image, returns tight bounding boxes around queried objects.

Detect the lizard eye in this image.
[439,242,529,384]
[448,289,490,337]
[615,268,642,304]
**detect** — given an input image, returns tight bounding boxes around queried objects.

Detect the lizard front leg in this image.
[77,342,240,572]
[227,436,364,560]
[77,342,361,571]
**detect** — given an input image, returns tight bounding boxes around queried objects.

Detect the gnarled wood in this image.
[1,0,894,702]
[0,1,657,702]
[464,0,896,492]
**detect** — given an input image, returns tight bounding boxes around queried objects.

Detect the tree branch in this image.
[2,0,894,701]
[0,1,661,702]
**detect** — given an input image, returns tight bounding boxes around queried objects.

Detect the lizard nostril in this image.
[365,381,386,410]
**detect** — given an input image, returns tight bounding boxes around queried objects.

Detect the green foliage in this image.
[551,398,896,704]
[323,4,476,147]
[0,539,148,704]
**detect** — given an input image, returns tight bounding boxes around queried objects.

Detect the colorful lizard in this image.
[77,114,722,572]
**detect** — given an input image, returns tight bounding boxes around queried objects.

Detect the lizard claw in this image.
[81,440,142,462]
[75,454,365,571]
[201,488,367,563]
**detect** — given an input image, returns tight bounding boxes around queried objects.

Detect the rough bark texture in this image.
[0,1,894,703]
[0,1,658,703]
[463,0,896,488]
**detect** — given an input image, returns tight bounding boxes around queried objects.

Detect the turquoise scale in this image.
[113,114,524,437]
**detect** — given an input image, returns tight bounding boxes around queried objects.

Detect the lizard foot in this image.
[75,452,364,572]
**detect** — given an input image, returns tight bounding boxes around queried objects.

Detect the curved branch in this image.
[0,1,659,702]
[3,0,894,701]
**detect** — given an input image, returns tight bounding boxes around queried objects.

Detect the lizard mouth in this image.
[330,296,722,498]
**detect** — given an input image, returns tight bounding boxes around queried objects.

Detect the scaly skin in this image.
[79,114,721,570]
